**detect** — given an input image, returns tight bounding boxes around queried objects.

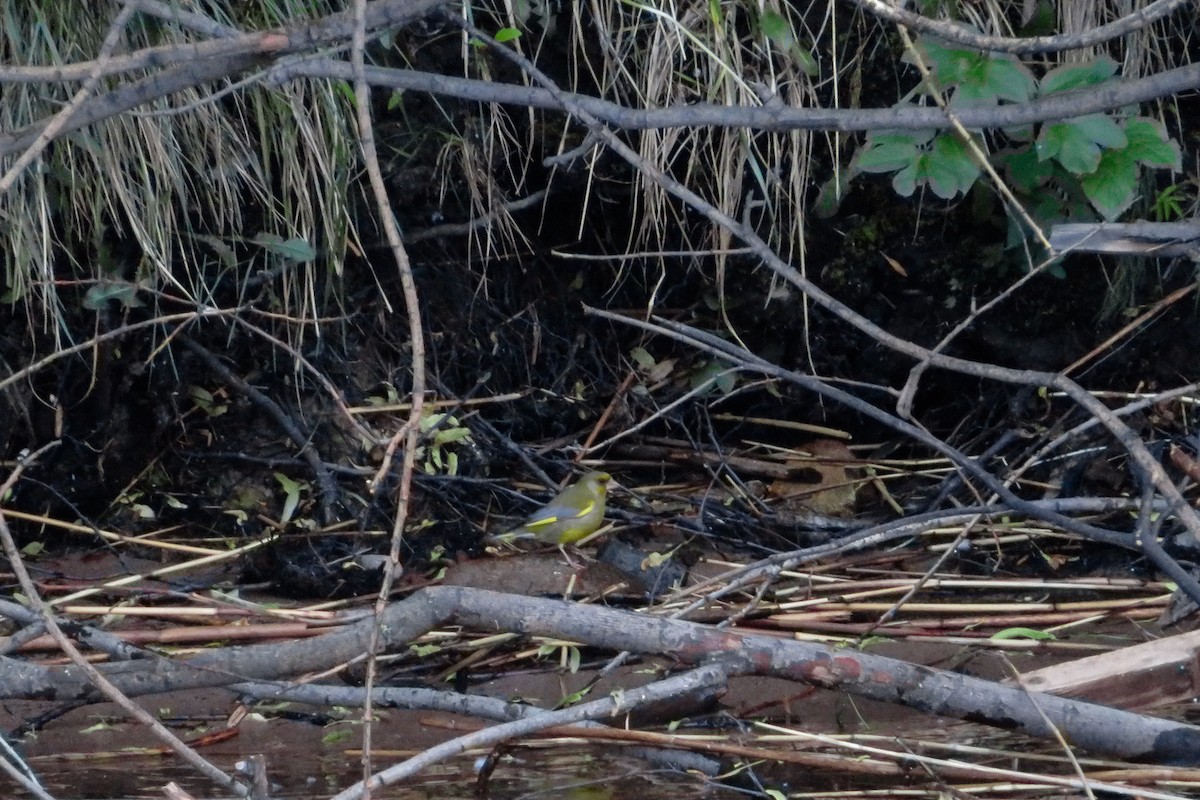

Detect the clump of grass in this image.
[1,1,357,344]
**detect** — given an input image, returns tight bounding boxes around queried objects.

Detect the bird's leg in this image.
[558,543,589,571]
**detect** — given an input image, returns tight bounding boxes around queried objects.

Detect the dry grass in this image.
[3,0,1193,343]
[0,1,357,347]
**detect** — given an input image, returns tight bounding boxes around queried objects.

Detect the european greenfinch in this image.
[489,471,613,546]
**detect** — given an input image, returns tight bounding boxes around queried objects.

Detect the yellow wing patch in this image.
[526,498,594,528]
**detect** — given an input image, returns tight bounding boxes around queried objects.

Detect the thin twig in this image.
[0,443,248,796]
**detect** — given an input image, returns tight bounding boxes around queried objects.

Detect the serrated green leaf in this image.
[1122,117,1182,169]
[1036,115,1125,174]
[929,134,980,194]
[1039,57,1118,95]
[1003,146,1055,193]
[921,155,961,199]
[957,55,1034,105]
[856,135,921,173]
[914,39,978,85]
[1070,114,1127,149]
[1081,150,1137,220]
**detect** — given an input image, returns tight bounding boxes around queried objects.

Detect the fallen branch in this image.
[1,586,1197,765]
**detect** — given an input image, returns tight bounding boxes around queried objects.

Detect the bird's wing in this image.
[523,496,596,529]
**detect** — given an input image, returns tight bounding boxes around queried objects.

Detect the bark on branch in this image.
[1,586,1197,765]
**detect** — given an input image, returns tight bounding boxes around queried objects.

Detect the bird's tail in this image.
[483,529,537,545]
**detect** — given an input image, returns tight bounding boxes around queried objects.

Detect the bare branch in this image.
[849,0,1192,54]
[275,57,1200,133]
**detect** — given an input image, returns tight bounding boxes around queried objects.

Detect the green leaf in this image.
[857,635,891,648]
[759,9,790,42]
[1039,57,1118,95]
[1036,115,1125,174]
[690,360,736,394]
[1153,184,1186,221]
[957,55,1034,105]
[1081,149,1137,220]
[1002,146,1055,194]
[991,627,1056,641]
[494,27,521,43]
[560,687,587,705]
[1122,117,1182,169]
[813,166,856,218]
[1018,0,1056,36]
[884,134,979,200]
[892,162,918,197]
[790,45,818,77]
[82,282,144,311]
[856,133,922,173]
[630,346,656,370]
[925,133,980,197]
[759,10,817,76]
[920,156,959,199]
[914,39,978,85]
[433,427,472,446]
[190,233,237,266]
[251,232,317,262]
[322,728,353,745]
[1071,114,1127,149]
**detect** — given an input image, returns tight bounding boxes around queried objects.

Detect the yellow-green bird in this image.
[488,471,613,546]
